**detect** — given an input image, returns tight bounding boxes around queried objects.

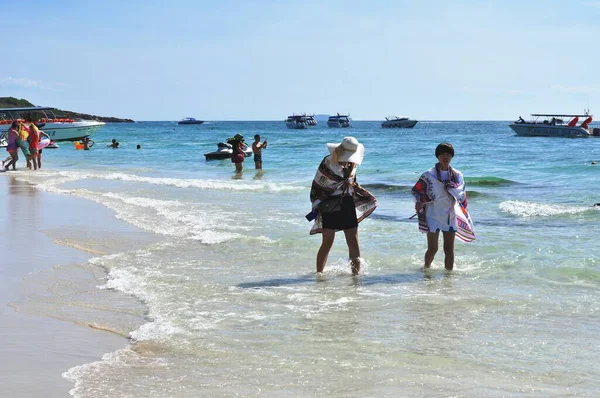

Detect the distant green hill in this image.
[0,97,134,123]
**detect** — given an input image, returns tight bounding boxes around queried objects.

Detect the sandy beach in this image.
[0,174,155,397]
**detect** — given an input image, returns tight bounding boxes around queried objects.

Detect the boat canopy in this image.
[531,113,593,117]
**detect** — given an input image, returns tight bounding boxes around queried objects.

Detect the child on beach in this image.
[251,134,267,169]
[411,142,475,270]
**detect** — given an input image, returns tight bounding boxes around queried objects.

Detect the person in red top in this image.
[28,121,40,170]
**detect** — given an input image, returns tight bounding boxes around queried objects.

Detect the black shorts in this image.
[321,196,358,230]
[254,154,262,162]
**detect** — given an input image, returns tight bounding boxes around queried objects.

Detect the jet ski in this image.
[204,142,252,160]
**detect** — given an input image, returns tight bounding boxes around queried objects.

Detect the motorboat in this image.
[204,142,253,160]
[509,113,599,138]
[285,115,309,129]
[0,106,105,141]
[327,114,352,128]
[178,117,204,125]
[381,116,418,128]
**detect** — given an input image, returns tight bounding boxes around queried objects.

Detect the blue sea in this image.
[10,120,600,396]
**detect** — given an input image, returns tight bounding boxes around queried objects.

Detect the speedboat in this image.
[285,115,309,129]
[327,114,352,128]
[509,113,598,138]
[178,117,204,125]
[381,116,418,128]
[204,142,252,160]
[0,106,105,141]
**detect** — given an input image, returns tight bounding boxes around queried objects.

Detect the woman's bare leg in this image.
[343,227,361,275]
[425,231,439,268]
[442,231,456,270]
[316,228,335,273]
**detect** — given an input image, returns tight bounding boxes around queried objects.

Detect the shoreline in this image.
[0,174,157,396]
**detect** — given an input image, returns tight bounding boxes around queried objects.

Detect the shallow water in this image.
[9,120,600,396]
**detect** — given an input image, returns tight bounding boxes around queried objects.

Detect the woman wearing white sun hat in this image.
[309,137,377,275]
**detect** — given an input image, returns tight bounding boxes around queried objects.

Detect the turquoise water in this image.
[11,120,600,396]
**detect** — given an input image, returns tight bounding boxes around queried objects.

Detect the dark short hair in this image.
[11,121,18,129]
[435,142,454,157]
[254,134,260,139]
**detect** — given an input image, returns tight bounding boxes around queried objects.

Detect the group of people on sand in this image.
[2,119,52,171]
[309,137,474,275]
[227,133,268,172]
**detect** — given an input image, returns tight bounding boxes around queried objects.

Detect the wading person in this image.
[251,134,267,169]
[411,142,475,271]
[228,134,246,173]
[309,137,377,275]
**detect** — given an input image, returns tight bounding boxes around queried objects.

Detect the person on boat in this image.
[309,137,377,275]
[227,133,246,173]
[411,143,475,271]
[517,116,525,123]
[251,134,268,170]
[2,122,20,171]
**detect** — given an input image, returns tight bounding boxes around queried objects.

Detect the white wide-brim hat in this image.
[327,136,365,165]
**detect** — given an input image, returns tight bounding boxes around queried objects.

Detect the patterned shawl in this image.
[309,156,377,235]
[411,164,475,242]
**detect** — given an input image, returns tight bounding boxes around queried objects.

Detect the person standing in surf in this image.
[251,134,267,170]
[411,142,474,271]
[309,137,377,275]
[2,122,20,171]
[228,133,246,173]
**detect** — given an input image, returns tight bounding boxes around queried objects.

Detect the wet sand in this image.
[0,174,156,397]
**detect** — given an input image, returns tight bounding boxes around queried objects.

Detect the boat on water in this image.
[285,115,310,129]
[509,113,599,138]
[0,106,106,141]
[204,142,252,160]
[381,116,418,128]
[327,114,352,128]
[178,117,204,125]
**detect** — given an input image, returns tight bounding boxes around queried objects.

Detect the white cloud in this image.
[0,77,67,91]
[551,84,597,95]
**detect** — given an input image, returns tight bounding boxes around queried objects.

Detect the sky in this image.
[2,0,599,121]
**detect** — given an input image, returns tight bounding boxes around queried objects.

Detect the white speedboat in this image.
[327,114,352,128]
[285,115,309,129]
[178,117,204,125]
[381,116,418,128]
[0,106,106,141]
[204,142,252,160]
[509,113,598,138]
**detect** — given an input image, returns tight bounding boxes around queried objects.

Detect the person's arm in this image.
[262,140,268,149]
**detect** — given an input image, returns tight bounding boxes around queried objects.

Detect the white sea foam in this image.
[28,169,303,193]
[499,200,592,217]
